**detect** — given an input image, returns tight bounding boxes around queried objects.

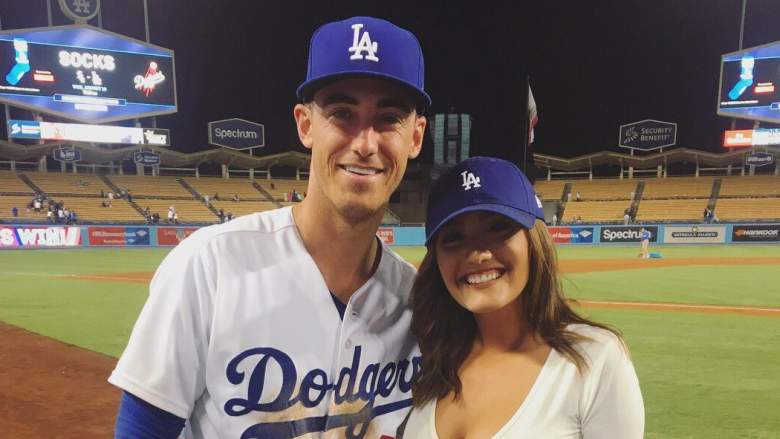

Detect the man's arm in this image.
[115,391,186,439]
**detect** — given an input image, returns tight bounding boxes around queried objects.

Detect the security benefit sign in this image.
[208,118,265,150]
[732,224,780,242]
[53,146,81,162]
[0,25,176,123]
[133,151,161,166]
[664,225,726,244]
[619,119,677,151]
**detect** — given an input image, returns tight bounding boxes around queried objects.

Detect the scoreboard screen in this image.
[718,40,780,123]
[0,25,176,123]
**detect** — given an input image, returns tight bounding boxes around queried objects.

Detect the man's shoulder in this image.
[174,207,295,253]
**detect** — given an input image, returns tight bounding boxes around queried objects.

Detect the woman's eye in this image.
[439,232,463,246]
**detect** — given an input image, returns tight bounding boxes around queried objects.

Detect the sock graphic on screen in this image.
[5,38,30,86]
[728,55,754,100]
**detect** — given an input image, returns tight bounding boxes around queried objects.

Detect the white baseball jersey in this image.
[109,206,420,438]
[402,324,644,438]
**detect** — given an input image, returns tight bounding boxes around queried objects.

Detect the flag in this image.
[528,83,538,144]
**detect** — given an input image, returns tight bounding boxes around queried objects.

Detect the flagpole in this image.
[521,74,530,174]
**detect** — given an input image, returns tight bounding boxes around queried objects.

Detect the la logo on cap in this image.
[349,23,379,61]
[461,171,481,191]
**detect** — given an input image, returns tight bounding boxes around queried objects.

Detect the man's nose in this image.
[351,125,379,158]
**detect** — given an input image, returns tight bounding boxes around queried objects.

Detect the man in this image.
[110,16,429,439]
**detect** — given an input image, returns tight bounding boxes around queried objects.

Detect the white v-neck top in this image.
[402,324,644,438]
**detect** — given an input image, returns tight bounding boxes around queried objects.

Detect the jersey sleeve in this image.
[579,333,645,439]
[108,235,217,419]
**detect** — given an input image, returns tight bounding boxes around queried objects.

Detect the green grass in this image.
[1,244,779,437]
[585,308,780,439]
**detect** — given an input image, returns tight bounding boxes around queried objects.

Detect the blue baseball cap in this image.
[297,16,432,110]
[425,157,546,244]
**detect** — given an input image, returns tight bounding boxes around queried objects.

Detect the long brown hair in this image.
[410,219,621,406]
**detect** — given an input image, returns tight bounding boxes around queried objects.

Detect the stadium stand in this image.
[257,178,308,202]
[533,179,566,200]
[25,172,112,196]
[0,171,35,193]
[182,177,270,201]
[715,197,780,221]
[107,175,192,198]
[136,199,216,223]
[642,176,715,199]
[0,195,44,221]
[568,179,638,200]
[50,196,142,222]
[636,199,710,222]
[719,175,780,197]
[561,200,632,223]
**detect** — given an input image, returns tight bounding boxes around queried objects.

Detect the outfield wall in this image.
[0,223,779,248]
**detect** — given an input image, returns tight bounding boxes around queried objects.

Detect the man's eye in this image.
[378,113,403,125]
[330,109,352,120]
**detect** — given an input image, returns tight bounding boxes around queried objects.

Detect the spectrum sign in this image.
[0,24,176,123]
[8,119,170,146]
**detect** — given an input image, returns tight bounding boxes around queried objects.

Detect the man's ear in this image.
[294,103,314,149]
[408,115,426,159]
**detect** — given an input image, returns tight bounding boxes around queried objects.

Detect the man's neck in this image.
[292,199,383,303]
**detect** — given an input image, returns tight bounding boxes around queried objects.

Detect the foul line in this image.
[576,299,780,316]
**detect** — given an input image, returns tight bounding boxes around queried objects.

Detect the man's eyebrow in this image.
[378,97,413,113]
[320,93,358,107]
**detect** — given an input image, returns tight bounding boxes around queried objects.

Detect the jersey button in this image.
[345,340,353,348]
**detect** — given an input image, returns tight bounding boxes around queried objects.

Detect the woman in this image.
[640,227,651,259]
[402,157,644,438]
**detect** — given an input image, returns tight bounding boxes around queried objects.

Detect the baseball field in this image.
[1,244,779,438]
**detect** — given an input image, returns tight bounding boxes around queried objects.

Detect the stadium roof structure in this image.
[533,146,780,172]
[0,140,312,170]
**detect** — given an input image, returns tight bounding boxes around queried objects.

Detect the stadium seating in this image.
[636,199,709,222]
[211,200,278,218]
[50,196,143,222]
[642,176,714,199]
[533,180,566,200]
[256,178,308,202]
[569,179,637,200]
[108,175,192,197]
[715,197,780,221]
[182,177,269,201]
[719,175,780,197]
[0,195,44,221]
[136,199,217,223]
[562,200,632,223]
[0,171,35,193]
[25,172,111,196]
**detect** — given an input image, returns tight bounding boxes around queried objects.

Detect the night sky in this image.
[3,0,780,164]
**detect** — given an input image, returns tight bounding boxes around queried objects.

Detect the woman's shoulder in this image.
[565,323,627,363]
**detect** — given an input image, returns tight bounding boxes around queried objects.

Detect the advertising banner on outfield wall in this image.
[549,227,595,244]
[88,226,150,246]
[0,226,81,247]
[157,227,198,246]
[664,225,726,244]
[600,226,659,243]
[732,224,780,242]
[377,227,396,245]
